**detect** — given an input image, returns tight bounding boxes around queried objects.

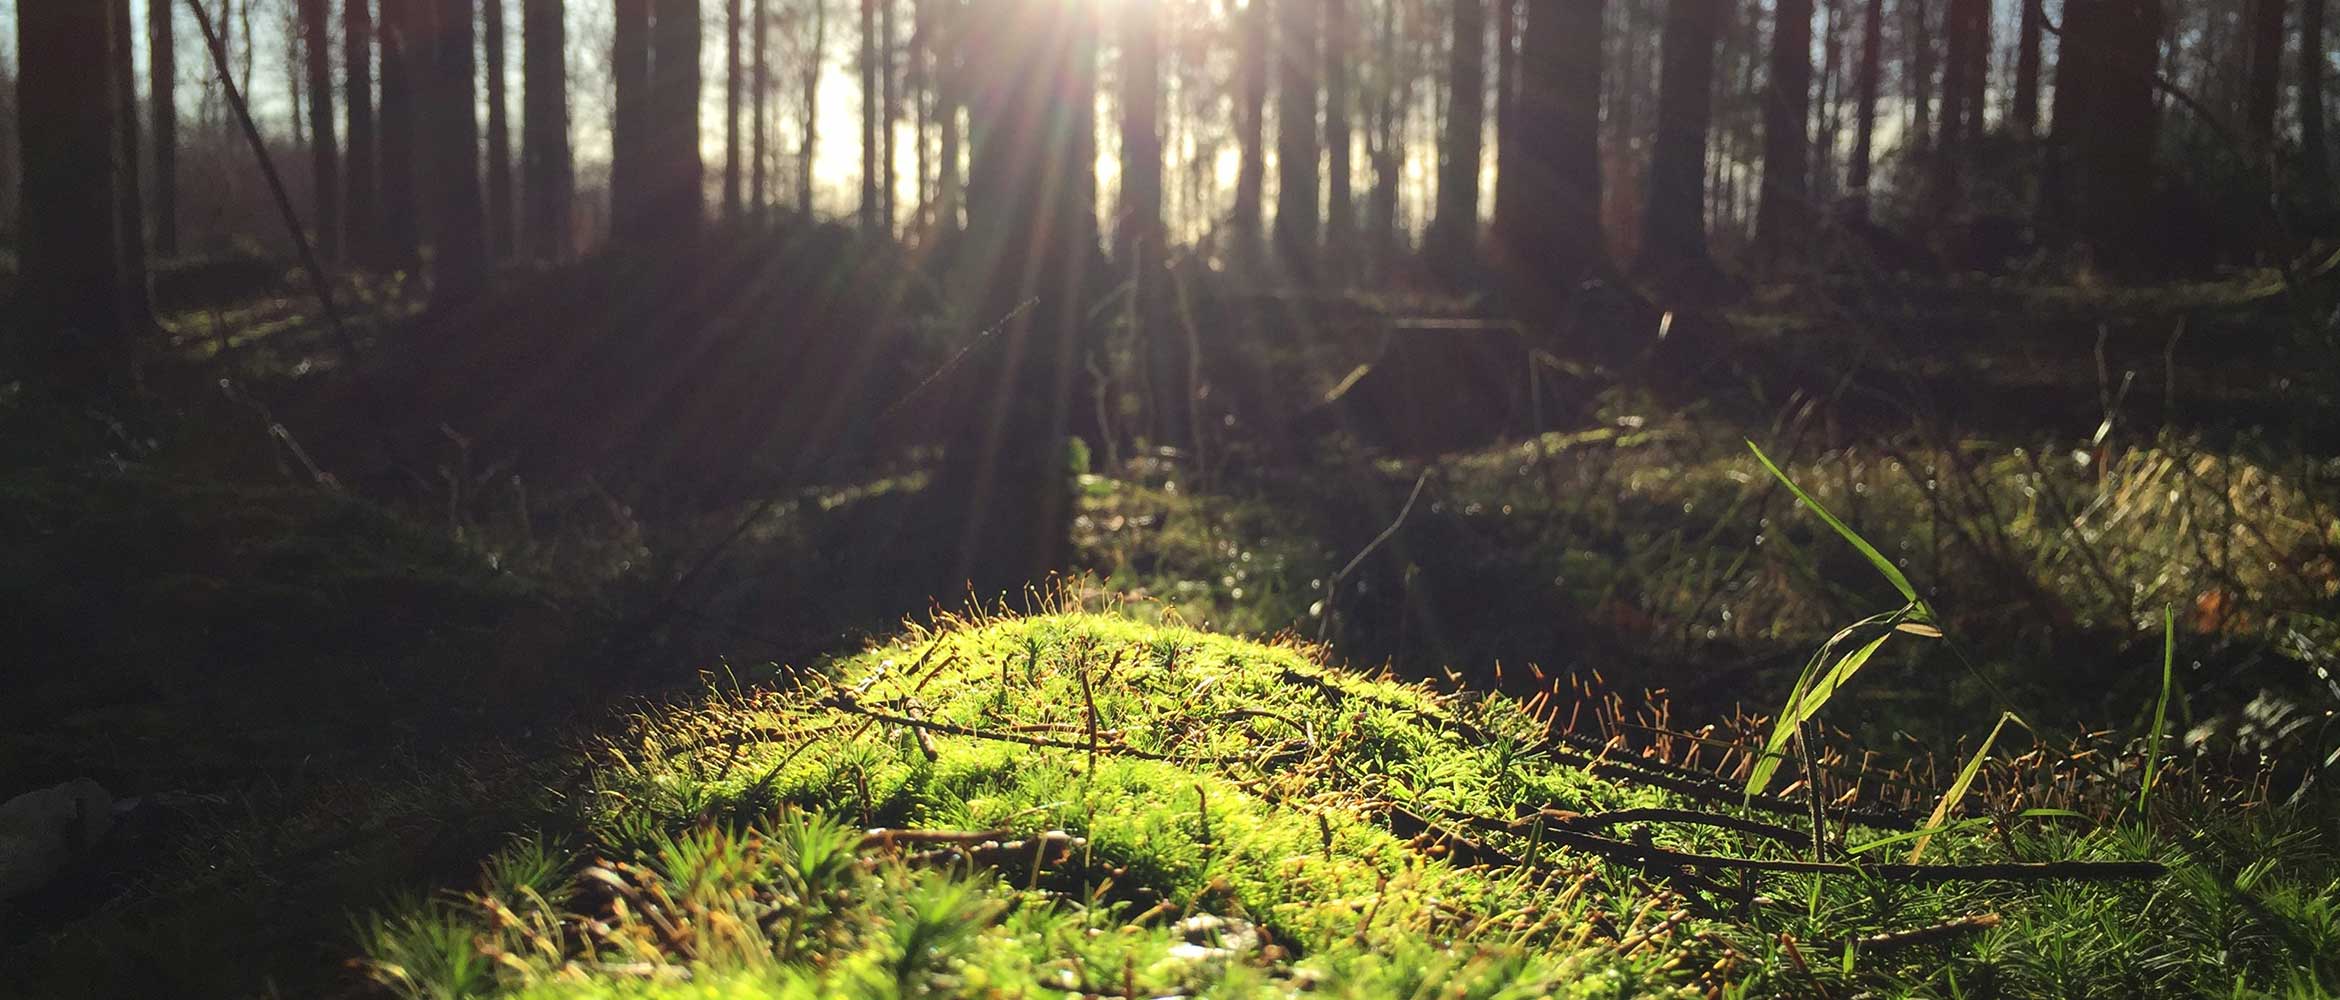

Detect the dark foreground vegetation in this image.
[8,0,2340,996]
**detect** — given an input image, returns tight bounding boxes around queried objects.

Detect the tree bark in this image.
[14,0,136,395]
[1756,0,1813,263]
[1233,0,1267,244]
[652,0,705,236]
[379,0,422,265]
[802,0,826,216]
[484,0,513,258]
[152,0,181,257]
[1848,0,1884,212]
[2245,0,2285,156]
[2046,0,2163,275]
[1366,0,1399,272]
[881,0,898,228]
[1117,0,1164,263]
[1324,0,1353,276]
[1492,0,1606,286]
[1428,0,1484,264]
[113,0,151,325]
[422,0,488,304]
[522,0,571,260]
[302,0,341,260]
[725,0,744,221]
[751,0,768,217]
[943,0,1098,595]
[1274,0,1321,266]
[1638,0,1722,283]
[861,0,880,229]
[1905,0,1932,157]
[345,0,379,263]
[2012,0,2042,135]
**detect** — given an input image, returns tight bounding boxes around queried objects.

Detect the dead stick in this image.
[183,0,363,369]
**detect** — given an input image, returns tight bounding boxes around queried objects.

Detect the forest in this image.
[3,0,2339,995]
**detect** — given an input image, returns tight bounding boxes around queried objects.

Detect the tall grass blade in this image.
[1910,712,2023,862]
[2138,605,2175,814]
[1747,440,1927,614]
[1747,629,1895,796]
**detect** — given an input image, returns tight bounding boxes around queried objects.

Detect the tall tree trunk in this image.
[650,0,704,236]
[943,0,1098,596]
[1367,0,1398,271]
[1756,0,1812,263]
[1117,0,1163,262]
[113,0,150,325]
[14,0,136,395]
[302,0,341,260]
[1639,0,1721,284]
[484,0,513,258]
[522,0,571,260]
[345,0,379,263]
[2246,0,2284,156]
[286,6,306,150]
[422,0,487,303]
[1324,0,1353,275]
[802,0,826,216]
[1492,0,1605,286]
[2047,0,2163,275]
[1960,0,1985,147]
[380,0,421,265]
[1233,0,1267,243]
[1428,0,1483,263]
[612,0,650,239]
[1848,0,1883,213]
[724,0,743,221]
[751,0,769,216]
[861,0,879,228]
[151,0,180,257]
[1931,0,1972,215]
[2013,0,2042,134]
[1274,0,1321,265]
[881,0,898,228]
[2307,0,2329,198]
[1906,0,1932,156]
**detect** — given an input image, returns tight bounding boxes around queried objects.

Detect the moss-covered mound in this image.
[362,610,2334,998]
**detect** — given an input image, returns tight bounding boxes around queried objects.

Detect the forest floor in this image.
[4,248,2338,997]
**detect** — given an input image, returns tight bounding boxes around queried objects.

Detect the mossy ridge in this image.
[369,609,2331,998]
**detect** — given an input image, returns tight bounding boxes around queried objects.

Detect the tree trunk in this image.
[1117,0,1163,262]
[2047,0,2162,275]
[1274,0,1321,266]
[1492,0,1606,287]
[423,0,488,304]
[801,0,826,216]
[112,0,150,325]
[1324,0,1353,276]
[943,0,1098,596]
[751,0,769,217]
[725,0,743,221]
[1367,0,1398,272]
[2246,0,2284,155]
[1905,0,1932,157]
[2012,0,2042,135]
[612,0,650,239]
[13,0,136,395]
[1756,0,1813,263]
[302,0,341,260]
[1638,0,1722,283]
[652,0,704,236]
[861,0,879,228]
[1428,0,1484,263]
[1233,0,1267,244]
[1849,0,1883,212]
[1930,0,1973,215]
[345,0,379,263]
[380,0,422,265]
[881,0,898,228]
[522,0,571,260]
[2307,0,2330,199]
[151,0,180,257]
[484,0,513,258]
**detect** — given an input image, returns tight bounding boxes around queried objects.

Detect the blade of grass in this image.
[1747,440,1928,616]
[1746,617,1901,796]
[1910,712,2027,862]
[2138,605,2175,814]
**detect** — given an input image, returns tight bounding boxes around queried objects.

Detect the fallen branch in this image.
[819,694,1292,767]
[1840,912,2003,954]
